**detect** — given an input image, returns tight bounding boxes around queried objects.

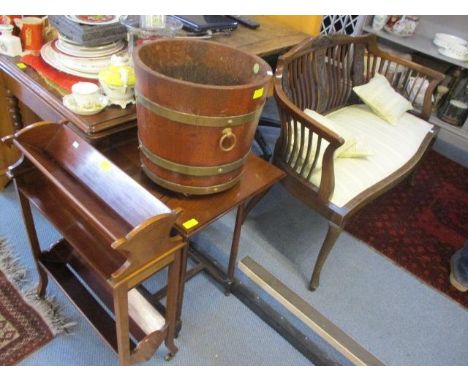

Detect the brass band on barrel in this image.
[141,164,242,195]
[139,141,250,177]
[136,90,263,128]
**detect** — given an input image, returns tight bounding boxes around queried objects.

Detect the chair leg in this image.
[309,222,342,291]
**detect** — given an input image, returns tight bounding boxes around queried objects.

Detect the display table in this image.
[0,18,293,358]
[102,136,284,329]
[3,120,284,362]
[0,17,308,142]
[363,15,468,151]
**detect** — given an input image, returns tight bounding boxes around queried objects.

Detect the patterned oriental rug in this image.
[0,238,72,365]
[346,150,468,309]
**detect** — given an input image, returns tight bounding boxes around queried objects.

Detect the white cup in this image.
[71,82,101,110]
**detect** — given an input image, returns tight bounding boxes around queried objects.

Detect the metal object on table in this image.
[437,75,468,126]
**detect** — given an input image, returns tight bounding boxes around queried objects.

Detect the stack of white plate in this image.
[433,33,468,62]
[40,36,127,79]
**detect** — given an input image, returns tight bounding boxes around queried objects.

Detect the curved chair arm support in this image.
[274,78,344,203]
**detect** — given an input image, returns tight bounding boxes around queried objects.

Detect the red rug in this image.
[346,150,468,308]
[0,238,72,364]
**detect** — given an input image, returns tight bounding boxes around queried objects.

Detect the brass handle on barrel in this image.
[219,128,237,152]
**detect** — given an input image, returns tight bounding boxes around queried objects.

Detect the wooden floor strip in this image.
[239,256,384,366]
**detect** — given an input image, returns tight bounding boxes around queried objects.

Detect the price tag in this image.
[182,218,199,230]
[253,87,264,99]
[99,159,112,172]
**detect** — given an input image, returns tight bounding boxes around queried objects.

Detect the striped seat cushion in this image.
[307,104,434,208]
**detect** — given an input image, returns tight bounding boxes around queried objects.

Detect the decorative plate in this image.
[41,42,99,79]
[53,39,126,59]
[65,15,120,25]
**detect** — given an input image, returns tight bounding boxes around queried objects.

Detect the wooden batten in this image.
[239,257,384,366]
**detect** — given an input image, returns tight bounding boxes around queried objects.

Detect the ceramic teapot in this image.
[98,54,136,108]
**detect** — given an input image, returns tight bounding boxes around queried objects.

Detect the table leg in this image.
[5,88,23,132]
[225,203,247,295]
[254,129,272,161]
[164,248,181,361]
[15,184,48,298]
[243,189,270,225]
[175,243,189,337]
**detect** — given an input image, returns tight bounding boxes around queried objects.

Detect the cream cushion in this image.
[287,110,372,173]
[353,73,413,125]
[304,109,372,159]
[307,104,434,208]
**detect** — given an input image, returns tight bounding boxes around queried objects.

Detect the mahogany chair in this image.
[273,34,444,290]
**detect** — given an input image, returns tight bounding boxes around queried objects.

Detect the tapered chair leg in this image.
[309,222,342,291]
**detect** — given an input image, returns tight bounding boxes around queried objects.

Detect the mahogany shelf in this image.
[41,260,138,353]
[3,121,185,365]
[20,172,126,280]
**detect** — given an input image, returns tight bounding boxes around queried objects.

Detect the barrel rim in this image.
[133,38,273,91]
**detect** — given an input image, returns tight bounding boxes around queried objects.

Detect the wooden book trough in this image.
[2,121,186,365]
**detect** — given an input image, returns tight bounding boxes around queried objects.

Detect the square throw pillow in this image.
[353,73,413,125]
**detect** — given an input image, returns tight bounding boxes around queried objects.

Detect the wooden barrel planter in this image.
[133,38,272,195]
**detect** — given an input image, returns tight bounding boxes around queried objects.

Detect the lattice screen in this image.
[320,15,366,36]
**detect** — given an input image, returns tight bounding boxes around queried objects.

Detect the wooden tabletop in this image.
[103,137,284,238]
[0,18,308,141]
[0,55,137,140]
[214,16,309,57]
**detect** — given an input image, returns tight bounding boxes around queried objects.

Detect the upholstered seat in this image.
[308,105,434,208]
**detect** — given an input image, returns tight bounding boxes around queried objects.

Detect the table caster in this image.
[224,280,233,296]
[165,352,175,362]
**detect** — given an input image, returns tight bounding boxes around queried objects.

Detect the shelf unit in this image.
[363,16,468,151]
[3,121,185,365]
[363,25,468,70]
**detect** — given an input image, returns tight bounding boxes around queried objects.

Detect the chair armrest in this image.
[274,79,344,203]
[367,37,445,120]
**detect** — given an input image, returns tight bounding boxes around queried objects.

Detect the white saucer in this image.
[63,94,109,115]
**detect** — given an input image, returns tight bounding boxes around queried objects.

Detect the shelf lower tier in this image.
[40,259,136,354]
[38,239,168,358]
